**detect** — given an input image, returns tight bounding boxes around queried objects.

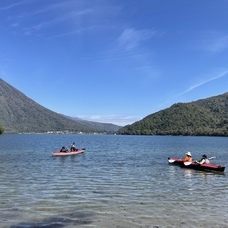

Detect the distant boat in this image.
[52,148,86,156]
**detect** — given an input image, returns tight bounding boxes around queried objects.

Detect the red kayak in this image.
[168,157,225,173]
[52,148,85,156]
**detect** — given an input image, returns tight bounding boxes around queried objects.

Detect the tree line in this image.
[0,123,4,134]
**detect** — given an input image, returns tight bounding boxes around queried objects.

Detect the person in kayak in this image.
[181,151,192,162]
[196,154,210,165]
[70,142,77,151]
[60,146,68,152]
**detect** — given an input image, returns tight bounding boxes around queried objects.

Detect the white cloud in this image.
[207,35,228,52]
[78,114,140,126]
[117,28,156,50]
[178,70,228,97]
[198,31,228,53]
[3,0,120,38]
[0,0,31,10]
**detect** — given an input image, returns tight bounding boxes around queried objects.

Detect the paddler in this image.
[196,154,210,165]
[60,146,68,152]
[181,151,192,162]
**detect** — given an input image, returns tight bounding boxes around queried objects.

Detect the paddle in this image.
[184,161,192,166]
[168,158,175,163]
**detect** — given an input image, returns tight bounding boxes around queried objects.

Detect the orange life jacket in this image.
[182,156,192,162]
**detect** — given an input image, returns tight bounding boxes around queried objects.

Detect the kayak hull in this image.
[52,149,85,156]
[168,157,225,173]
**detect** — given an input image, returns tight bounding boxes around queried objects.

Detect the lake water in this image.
[0,134,228,228]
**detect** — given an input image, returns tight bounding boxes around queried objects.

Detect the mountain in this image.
[0,78,121,134]
[62,114,121,132]
[118,92,228,136]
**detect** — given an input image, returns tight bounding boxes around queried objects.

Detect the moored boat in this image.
[168,157,225,173]
[52,148,86,156]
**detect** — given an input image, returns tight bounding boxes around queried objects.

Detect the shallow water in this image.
[0,134,228,227]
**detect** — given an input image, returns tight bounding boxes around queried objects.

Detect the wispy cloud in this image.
[48,26,94,39]
[207,35,228,52]
[178,70,228,97]
[78,114,140,126]
[154,70,228,113]
[21,4,94,35]
[117,28,156,50]
[81,51,149,63]
[0,0,31,10]
[3,0,120,38]
[198,32,228,53]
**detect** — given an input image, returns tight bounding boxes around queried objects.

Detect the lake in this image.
[0,134,228,228]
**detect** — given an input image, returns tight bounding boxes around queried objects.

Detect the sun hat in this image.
[186,151,192,156]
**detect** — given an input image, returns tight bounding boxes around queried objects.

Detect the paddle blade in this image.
[168,158,176,163]
[184,161,192,166]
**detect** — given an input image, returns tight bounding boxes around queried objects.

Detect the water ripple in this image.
[0,134,228,227]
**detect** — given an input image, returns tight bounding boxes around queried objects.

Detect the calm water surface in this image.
[0,134,228,228]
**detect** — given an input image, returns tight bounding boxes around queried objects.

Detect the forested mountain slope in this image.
[0,78,120,133]
[118,93,228,136]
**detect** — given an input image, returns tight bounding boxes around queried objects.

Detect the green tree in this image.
[0,124,4,134]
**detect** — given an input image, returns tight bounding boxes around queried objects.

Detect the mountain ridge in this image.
[118,92,228,136]
[0,78,121,133]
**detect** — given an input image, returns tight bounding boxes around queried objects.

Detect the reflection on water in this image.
[0,134,228,228]
[184,169,194,178]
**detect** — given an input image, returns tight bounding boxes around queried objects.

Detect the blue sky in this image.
[1,0,228,126]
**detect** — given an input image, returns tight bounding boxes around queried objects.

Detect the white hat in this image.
[186,151,192,156]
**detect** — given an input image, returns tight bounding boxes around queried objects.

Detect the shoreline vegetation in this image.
[0,124,4,134]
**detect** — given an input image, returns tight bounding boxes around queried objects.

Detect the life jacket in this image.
[182,156,192,162]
